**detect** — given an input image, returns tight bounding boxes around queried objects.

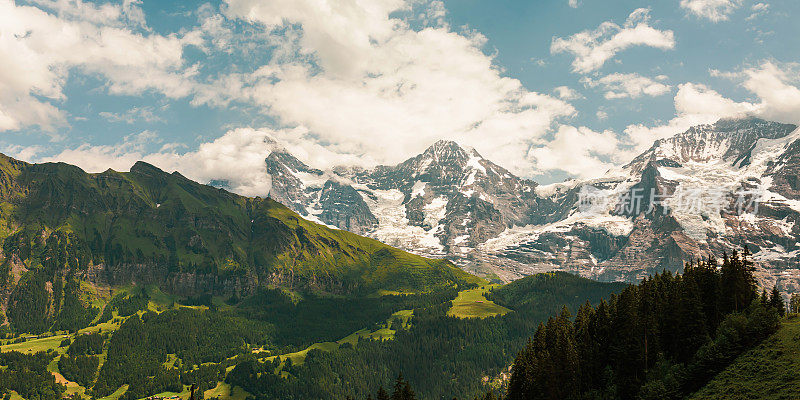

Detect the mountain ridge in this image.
[253,117,800,292]
[0,154,482,333]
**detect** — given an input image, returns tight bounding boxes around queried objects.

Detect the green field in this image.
[204,382,251,400]
[262,309,414,366]
[0,334,70,354]
[689,316,800,399]
[97,385,128,400]
[447,285,511,319]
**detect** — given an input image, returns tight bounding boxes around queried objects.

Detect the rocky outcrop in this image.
[317,180,378,234]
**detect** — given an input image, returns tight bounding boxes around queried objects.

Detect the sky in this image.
[1,0,800,195]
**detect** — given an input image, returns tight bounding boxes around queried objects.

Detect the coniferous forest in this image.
[1,248,791,400]
[505,249,783,400]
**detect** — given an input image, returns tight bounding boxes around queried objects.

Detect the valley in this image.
[1,0,798,398]
[0,124,796,400]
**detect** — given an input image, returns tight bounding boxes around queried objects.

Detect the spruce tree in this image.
[376,386,389,400]
[769,286,786,316]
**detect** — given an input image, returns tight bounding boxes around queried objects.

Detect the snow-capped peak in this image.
[626,117,797,174]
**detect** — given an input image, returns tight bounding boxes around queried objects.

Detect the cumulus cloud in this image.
[622,82,758,157]
[551,8,675,74]
[621,61,800,160]
[680,0,742,22]
[18,62,800,188]
[188,0,577,177]
[33,128,283,197]
[0,0,197,132]
[553,86,584,100]
[583,73,671,99]
[528,125,621,178]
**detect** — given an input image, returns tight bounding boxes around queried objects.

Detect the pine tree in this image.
[791,293,800,314]
[769,286,786,316]
[391,374,416,400]
[376,386,389,400]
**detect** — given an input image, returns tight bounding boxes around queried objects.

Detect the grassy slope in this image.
[689,316,800,400]
[1,272,627,400]
[260,309,413,366]
[447,285,510,319]
[204,382,250,400]
[0,153,482,298]
[0,335,69,354]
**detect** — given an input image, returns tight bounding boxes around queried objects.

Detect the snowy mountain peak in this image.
[246,118,800,295]
[425,139,466,154]
[627,117,797,173]
[417,140,472,169]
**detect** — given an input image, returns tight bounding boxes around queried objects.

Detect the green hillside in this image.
[0,271,626,400]
[488,270,629,310]
[689,316,800,400]
[0,153,482,334]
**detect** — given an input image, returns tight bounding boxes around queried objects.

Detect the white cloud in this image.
[738,62,800,124]
[551,8,675,74]
[583,73,671,99]
[0,0,197,132]
[99,106,165,124]
[27,0,146,27]
[553,86,584,100]
[528,125,621,178]
[619,61,800,160]
[194,0,577,177]
[0,0,581,183]
[680,0,742,22]
[747,2,770,20]
[568,0,580,8]
[24,62,800,187]
[623,82,757,156]
[35,128,281,197]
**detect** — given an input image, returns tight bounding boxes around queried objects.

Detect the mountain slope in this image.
[478,117,800,288]
[689,317,800,400]
[0,153,481,333]
[255,140,565,278]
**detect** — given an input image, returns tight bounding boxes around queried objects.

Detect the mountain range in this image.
[240,117,800,292]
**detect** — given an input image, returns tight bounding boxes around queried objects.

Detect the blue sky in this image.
[1,0,799,193]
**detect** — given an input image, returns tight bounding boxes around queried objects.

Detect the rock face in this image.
[317,180,378,235]
[258,139,563,262]
[257,149,380,234]
[254,117,800,292]
[479,117,800,291]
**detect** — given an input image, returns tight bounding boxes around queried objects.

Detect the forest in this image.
[0,213,789,400]
[505,249,784,400]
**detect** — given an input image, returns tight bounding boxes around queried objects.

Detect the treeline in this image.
[93,308,272,400]
[506,249,783,400]
[0,351,64,400]
[99,289,151,322]
[67,332,104,356]
[3,230,99,334]
[58,333,105,387]
[237,287,460,347]
[225,273,622,399]
[55,278,100,332]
